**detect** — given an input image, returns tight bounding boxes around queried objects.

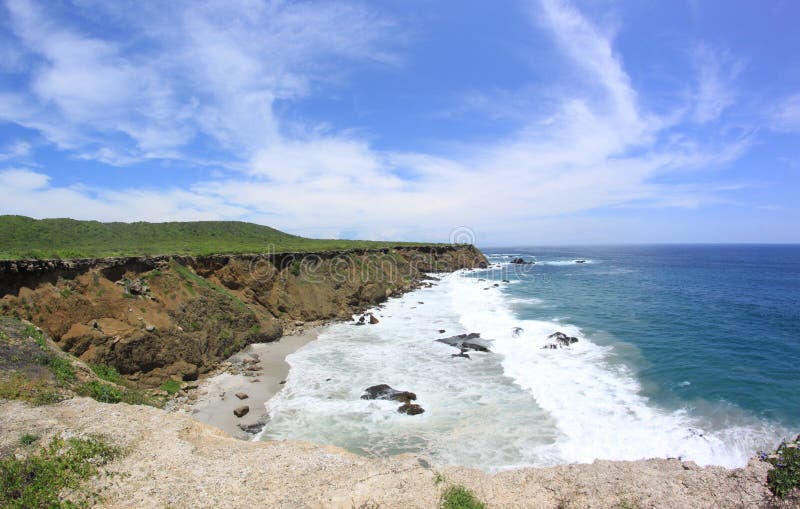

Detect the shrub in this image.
[762,435,800,498]
[19,433,39,446]
[0,435,119,508]
[441,485,486,509]
[76,381,123,403]
[91,364,124,384]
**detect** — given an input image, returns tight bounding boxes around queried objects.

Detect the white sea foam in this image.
[259,270,785,471]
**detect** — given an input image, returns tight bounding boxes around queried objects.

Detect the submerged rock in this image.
[512,327,524,337]
[436,333,492,353]
[361,384,417,404]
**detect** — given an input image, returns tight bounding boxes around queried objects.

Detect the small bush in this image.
[160,380,181,395]
[0,435,119,508]
[91,364,123,384]
[77,381,123,403]
[19,433,39,446]
[762,435,800,498]
[441,485,486,509]
[44,356,76,385]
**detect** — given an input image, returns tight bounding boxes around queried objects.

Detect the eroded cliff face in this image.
[0,246,486,386]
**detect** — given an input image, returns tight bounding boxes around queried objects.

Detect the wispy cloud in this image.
[0,0,770,243]
[770,94,800,133]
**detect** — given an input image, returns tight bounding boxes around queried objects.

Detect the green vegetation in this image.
[0,372,62,405]
[25,324,77,385]
[763,435,800,498]
[0,434,119,508]
[171,260,247,310]
[160,380,182,395]
[440,485,486,509]
[0,216,441,260]
[90,364,124,385]
[19,433,39,446]
[75,381,151,405]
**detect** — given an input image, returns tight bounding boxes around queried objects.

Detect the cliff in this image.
[0,245,487,386]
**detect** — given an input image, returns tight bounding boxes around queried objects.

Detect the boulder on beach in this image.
[361,384,417,404]
[436,333,492,353]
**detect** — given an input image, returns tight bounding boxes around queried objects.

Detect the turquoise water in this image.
[261,244,798,471]
[485,245,800,426]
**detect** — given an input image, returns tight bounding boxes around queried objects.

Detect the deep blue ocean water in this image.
[484,245,800,427]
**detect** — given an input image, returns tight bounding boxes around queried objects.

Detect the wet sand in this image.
[182,326,326,439]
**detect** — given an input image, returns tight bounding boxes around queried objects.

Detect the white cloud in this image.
[0,0,758,243]
[0,168,50,190]
[692,44,743,123]
[0,140,31,161]
[1,0,400,163]
[771,94,800,133]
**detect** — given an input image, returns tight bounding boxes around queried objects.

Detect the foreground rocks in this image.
[0,398,790,509]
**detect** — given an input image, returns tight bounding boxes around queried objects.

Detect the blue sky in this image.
[0,0,798,245]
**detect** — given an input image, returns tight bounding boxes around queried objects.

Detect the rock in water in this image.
[233,405,249,418]
[369,313,380,324]
[361,384,417,404]
[436,333,492,352]
[398,403,425,415]
[512,327,524,337]
[235,393,249,400]
[548,331,579,347]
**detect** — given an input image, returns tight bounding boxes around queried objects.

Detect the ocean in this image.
[258,245,800,472]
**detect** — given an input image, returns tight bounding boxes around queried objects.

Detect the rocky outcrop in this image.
[0,245,487,387]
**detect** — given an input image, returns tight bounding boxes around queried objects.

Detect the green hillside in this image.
[0,216,434,260]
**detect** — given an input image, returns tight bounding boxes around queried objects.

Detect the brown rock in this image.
[233,405,249,418]
[235,393,249,400]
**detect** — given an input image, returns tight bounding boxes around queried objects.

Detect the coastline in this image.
[174,324,326,439]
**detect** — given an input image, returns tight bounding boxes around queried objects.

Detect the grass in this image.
[0,434,119,508]
[762,435,800,498]
[90,364,124,385]
[0,372,62,405]
[171,260,248,311]
[0,216,443,260]
[160,380,181,395]
[441,485,486,509]
[75,381,152,406]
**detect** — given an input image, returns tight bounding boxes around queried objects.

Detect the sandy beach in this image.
[177,325,326,439]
